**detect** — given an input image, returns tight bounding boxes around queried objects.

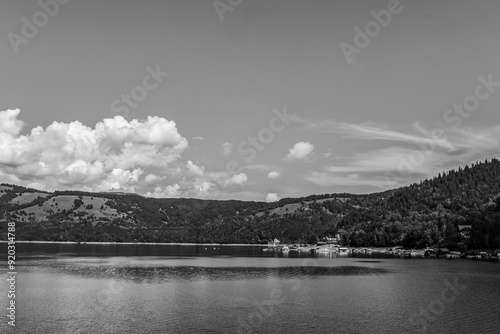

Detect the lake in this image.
[1,243,499,333]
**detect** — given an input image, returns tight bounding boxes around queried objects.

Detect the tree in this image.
[308,234,319,245]
[73,198,84,209]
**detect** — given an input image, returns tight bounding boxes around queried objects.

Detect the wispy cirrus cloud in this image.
[294,115,500,189]
[304,171,390,189]
[244,164,276,171]
[294,115,500,159]
[293,116,455,151]
[324,147,427,173]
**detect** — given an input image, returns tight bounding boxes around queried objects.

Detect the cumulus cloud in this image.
[0,109,24,136]
[192,181,213,197]
[145,184,181,198]
[285,141,314,160]
[0,110,255,199]
[221,142,233,156]
[0,109,188,193]
[267,171,281,179]
[98,168,144,192]
[186,160,204,176]
[144,170,249,199]
[144,173,161,183]
[229,172,248,185]
[183,171,249,196]
[265,192,280,202]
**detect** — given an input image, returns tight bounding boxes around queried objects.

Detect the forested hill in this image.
[1,158,499,249]
[388,159,500,215]
[334,158,500,250]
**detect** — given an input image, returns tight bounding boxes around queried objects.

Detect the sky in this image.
[1,0,500,202]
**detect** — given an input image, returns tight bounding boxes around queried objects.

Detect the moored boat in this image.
[338,247,349,255]
[445,251,461,259]
[410,249,425,257]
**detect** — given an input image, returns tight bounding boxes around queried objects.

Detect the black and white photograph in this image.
[1,0,500,333]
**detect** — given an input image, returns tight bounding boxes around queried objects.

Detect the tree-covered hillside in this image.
[1,158,499,249]
[334,159,500,250]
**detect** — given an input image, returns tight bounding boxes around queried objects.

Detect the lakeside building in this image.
[324,234,341,245]
[458,225,472,238]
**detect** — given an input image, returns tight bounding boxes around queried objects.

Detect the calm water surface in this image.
[1,243,499,333]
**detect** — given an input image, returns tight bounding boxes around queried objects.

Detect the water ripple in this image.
[24,264,391,283]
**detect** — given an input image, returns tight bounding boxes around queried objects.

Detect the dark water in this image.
[1,243,499,333]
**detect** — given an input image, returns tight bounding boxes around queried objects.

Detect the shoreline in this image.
[1,241,496,253]
[0,240,268,247]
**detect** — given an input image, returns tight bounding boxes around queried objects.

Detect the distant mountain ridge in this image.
[1,158,499,249]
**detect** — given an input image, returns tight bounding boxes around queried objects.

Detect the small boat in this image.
[479,252,489,259]
[267,238,280,248]
[490,249,499,259]
[401,249,412,258]
[263,238,281,252]
[465,252,476,259]
[410,250,425,257]
[446,251,461,259]
[490,250,500,260]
